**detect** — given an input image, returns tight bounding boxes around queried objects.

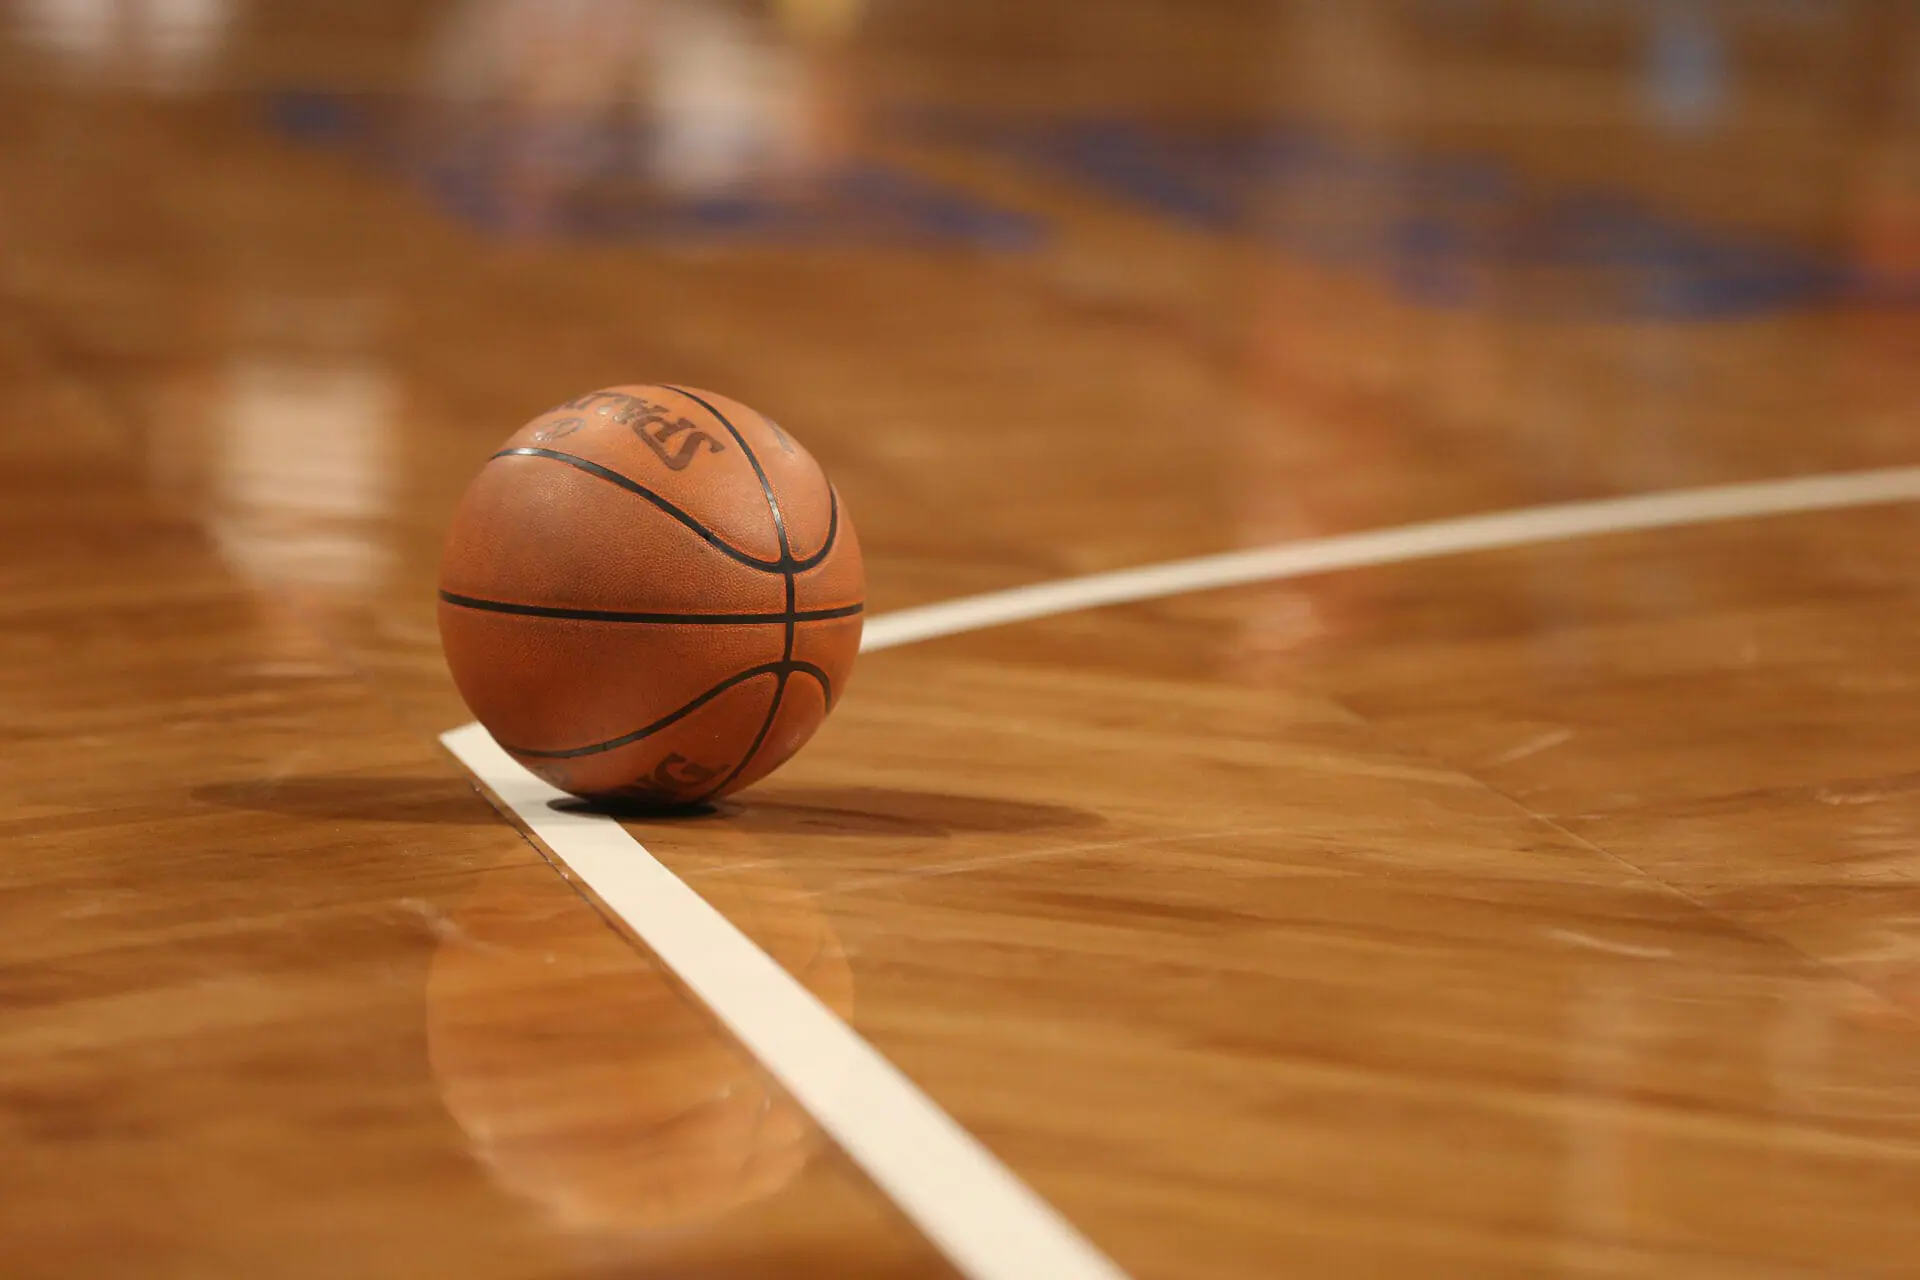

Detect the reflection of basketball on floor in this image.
[423,852,853,1233]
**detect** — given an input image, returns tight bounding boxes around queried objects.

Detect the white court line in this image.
[860,467,1920,652]
[440,723,1132,1280]
[442,464,1920,1277]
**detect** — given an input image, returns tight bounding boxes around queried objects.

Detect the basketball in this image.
[437,384,863,806]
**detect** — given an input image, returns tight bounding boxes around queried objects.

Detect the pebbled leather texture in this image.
[439,385,864,806]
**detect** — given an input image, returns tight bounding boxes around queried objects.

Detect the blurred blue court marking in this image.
[906,113,1915,319]
[267,91,1043,250]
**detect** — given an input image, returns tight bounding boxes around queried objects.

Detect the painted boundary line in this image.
[442,465,1920,1277]
[861,467,1920,652]
[439,723,1132,1280]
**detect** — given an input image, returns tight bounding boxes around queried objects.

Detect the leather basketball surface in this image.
[438,384,864,805]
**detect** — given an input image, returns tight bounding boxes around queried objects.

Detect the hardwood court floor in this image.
[2,1,1918,1277]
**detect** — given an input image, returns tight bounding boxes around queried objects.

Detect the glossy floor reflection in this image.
[425,856,861,1241]
[1,0,1917,1276]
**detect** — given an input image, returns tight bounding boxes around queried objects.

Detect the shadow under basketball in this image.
[683,785,1101,839]
[203,773,1102,841]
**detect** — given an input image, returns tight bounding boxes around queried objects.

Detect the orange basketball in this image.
[437,385,863,806]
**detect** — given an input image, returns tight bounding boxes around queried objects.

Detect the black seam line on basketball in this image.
[694,669,789,805]
[660,386,793,561]
[491,448,787,573]
[495,661,835,761]
[790,485,839,572]
[437,591,863,625]
[786,660,836,709]
[781,570,797,661]
[664,385,797,801]
[652,388,840,570]
[499,664,787,760]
